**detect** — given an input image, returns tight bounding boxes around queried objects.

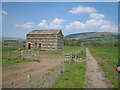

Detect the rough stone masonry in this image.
[26,29,63,51]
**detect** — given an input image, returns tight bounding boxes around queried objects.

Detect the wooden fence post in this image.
[7,51,9,60]
[62,51,64,73]
[27,74,31,88]
[31,51,33,60]
[21,51,23,60]
[70,52,72,62]
[38,50,39,61]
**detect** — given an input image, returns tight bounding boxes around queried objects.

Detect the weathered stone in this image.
[26,29,63,51]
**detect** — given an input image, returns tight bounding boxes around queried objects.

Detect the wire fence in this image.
[2,50,41,61]
[35,48,84,88]
[2,48,84,88]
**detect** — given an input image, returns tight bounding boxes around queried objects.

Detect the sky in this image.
[2,2,118,38]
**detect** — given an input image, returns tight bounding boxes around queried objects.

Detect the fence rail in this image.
[2,50,41,61]
[61,47,84,73]
[2,47,84,88]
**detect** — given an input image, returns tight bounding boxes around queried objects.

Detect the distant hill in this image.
[64,32,118,39]
[1,37,26,42]
[64,32,119,42]
[1,32,119,42]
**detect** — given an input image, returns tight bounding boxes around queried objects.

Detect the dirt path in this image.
[86,48,110,88]
[2,55,62,88]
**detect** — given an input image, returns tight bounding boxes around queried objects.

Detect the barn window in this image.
[35,43,37,48]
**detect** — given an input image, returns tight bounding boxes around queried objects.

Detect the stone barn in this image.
[26,29,63,51]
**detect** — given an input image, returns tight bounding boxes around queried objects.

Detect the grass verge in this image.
[51,61,86,88]
[76,47,86,59]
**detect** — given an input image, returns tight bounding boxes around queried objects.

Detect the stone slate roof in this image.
[28,29,61,34]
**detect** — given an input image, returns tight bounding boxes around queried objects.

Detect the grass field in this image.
[89,46,118,88]
[2,46,82,55]
[52,61,86,88]
[36,46,82,55]
[2,58,38,66]
[2,42,22,47]
[64,46,82,51]
[34,50,63,55]
[2,47,38,66]
[2,47,18,52]
[2,46,84,66]
[26,46,83,56]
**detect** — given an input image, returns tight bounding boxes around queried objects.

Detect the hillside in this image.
[64,32,119,42]
[1,37,25,42]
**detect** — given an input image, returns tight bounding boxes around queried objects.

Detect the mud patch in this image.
[2,55,62,88]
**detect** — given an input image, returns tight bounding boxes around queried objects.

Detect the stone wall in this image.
[57,32,63,50]
[26,33,63,51]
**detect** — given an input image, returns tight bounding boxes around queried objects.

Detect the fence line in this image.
[61,47,84,72]
[2,48,84,88]
[3,50,41,61]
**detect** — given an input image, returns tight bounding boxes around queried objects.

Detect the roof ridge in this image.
[28,29,62,34]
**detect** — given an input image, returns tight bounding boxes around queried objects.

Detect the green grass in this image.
[76,47,86,59]
[1,47,18,67]
[39,50,63,55]
[2,42,22,47]
[48,68,55,72]
[2,47,18,53]
[2,47,19,59]
[89,46,118,88]
[89,46,118,69]
[29,46,82,56]
[2,58,38,66]
[64,46,82,51]
[2,47,39,66]
[1,46,82,54]
[1,46,84,66]
[52,61,86,88]
[64,46,86,59]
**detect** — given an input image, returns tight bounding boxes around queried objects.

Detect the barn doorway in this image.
[35,43,37,49]
[28,43,31,49]
[39,43,41,49]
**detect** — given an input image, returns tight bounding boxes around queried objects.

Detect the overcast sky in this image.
[2,2,118,38]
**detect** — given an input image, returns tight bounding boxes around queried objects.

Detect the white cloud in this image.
[66,19,109,30]
[100,25,118,32]
[0,10,8,21]
[66,5,117,32]
[86,19,118,32]
[15,22,34,28]
[86,19,110,27]
[37,18,65,29]
[66,21,85,30]
[1,10,8,15]
[51,18,65,24]
[65,19,117,32]
[90,13,105,19]
[68,6,97,14]
[36,20,48,28]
